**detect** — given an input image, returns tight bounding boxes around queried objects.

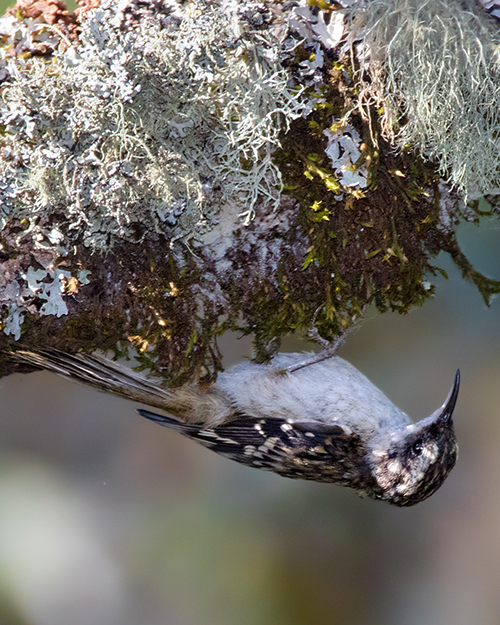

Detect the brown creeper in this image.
[13,349,459,507]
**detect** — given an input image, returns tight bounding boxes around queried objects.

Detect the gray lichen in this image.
[347,0,500,202]
[0,0,304,248]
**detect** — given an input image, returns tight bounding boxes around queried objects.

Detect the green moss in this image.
[271,48,500,338]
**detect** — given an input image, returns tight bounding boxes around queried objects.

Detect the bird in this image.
[12,347,460,507]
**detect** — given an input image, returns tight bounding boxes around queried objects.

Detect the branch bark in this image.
[1,0,499,381]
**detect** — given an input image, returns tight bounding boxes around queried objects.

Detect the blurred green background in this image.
[2,3,500,624]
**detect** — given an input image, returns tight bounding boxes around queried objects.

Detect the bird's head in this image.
[368,370,460,507]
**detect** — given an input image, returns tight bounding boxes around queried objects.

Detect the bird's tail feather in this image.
[13,348,231,425]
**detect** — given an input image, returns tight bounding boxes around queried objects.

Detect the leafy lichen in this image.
[0,0,303,247]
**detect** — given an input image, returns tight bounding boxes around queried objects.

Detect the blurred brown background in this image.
[2,3,500,623]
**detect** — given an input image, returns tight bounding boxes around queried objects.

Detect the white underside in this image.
[216,353,411,438]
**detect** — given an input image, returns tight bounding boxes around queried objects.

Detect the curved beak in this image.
[437,369,460,423]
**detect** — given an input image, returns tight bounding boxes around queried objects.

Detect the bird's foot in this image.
[281,316,360,374]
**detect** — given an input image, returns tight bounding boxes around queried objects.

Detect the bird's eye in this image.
[412,439,423,456]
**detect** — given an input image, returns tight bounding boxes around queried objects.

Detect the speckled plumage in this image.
[139,409,368,488]
[13,349,459,506]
